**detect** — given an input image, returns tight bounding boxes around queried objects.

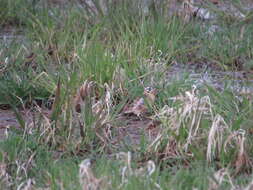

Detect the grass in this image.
[0,0,253,189]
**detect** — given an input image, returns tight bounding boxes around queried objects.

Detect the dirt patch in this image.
[0,108,43,140]
[0,109,20,140]
[0,26,24,46]
[113,115,161,148]
[166,62,253,95]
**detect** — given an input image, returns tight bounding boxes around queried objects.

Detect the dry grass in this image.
[0,0,253,189]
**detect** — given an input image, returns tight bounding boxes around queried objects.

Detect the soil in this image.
[0,108,51,140]
[0,109,29,140]
[113,115,161,148]
[166,62,253,95]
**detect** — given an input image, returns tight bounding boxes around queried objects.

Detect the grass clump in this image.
[0,0,38,26]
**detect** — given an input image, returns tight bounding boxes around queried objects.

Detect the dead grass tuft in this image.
[224,129,252,176]
[208,168,234,190]
[116,151,161,189]
[207,114,229,163]
[158,86,212,152]
[79,159,107,190]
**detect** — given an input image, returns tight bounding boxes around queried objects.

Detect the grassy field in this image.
[0,0,253,189]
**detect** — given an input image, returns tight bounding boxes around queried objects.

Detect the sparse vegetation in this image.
[0,0,253,189]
